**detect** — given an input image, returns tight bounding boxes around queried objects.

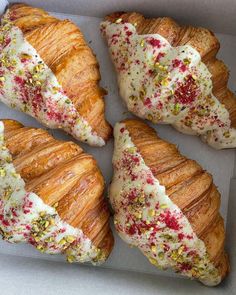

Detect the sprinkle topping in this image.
[0,11,105,146]
[109,122,221,286]
[101,20,236,149]
[0,121,105,264]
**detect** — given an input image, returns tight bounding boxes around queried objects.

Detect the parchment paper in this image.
[0,10,235,279]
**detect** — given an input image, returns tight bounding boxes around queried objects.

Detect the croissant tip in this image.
[120,118,144,125]
[105,11,126,21]
[103,229,115,260]
[101,122,113,144]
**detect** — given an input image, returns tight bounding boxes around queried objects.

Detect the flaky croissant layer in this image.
[0,4,112,146]
[109,119,229,285]
[101,13,236,149]
[0,119,113,263]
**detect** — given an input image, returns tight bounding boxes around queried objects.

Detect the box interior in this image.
[0,0,236,294]
[5,0,236,35]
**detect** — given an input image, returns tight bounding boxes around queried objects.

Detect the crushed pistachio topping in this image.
[109,123,221,286]
[101,20,236,149]
[0,10,105,146]
[0,121,105,264]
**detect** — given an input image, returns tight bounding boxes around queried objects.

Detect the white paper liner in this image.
[0,10,235,281]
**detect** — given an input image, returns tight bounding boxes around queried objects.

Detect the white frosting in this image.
[0,121,104,264]
[109,122,221,286]
[101,20,236,149]
[0,11,105,146]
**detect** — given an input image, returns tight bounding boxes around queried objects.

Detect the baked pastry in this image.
[109,119,229,285]
[101,13,236,149]
[0,119,114,264]
[0,4,112,146]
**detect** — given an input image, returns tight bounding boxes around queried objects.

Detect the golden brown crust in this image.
[8,4,112,142]
[2,119,114,259]
[8,3,58,32]
[122,118,229,280]
[106,12,236,128]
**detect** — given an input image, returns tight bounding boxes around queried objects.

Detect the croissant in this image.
[0,119,114,263]
[0,4,112,146]
[109,119,229,285]
[101,13,236,149]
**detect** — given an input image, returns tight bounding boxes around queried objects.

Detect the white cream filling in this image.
[0,121,103,264]
[109,122,221,286]
[0,11,105,147]
[101,21,236,149]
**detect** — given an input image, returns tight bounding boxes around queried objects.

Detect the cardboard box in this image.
[0,0,235,294]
